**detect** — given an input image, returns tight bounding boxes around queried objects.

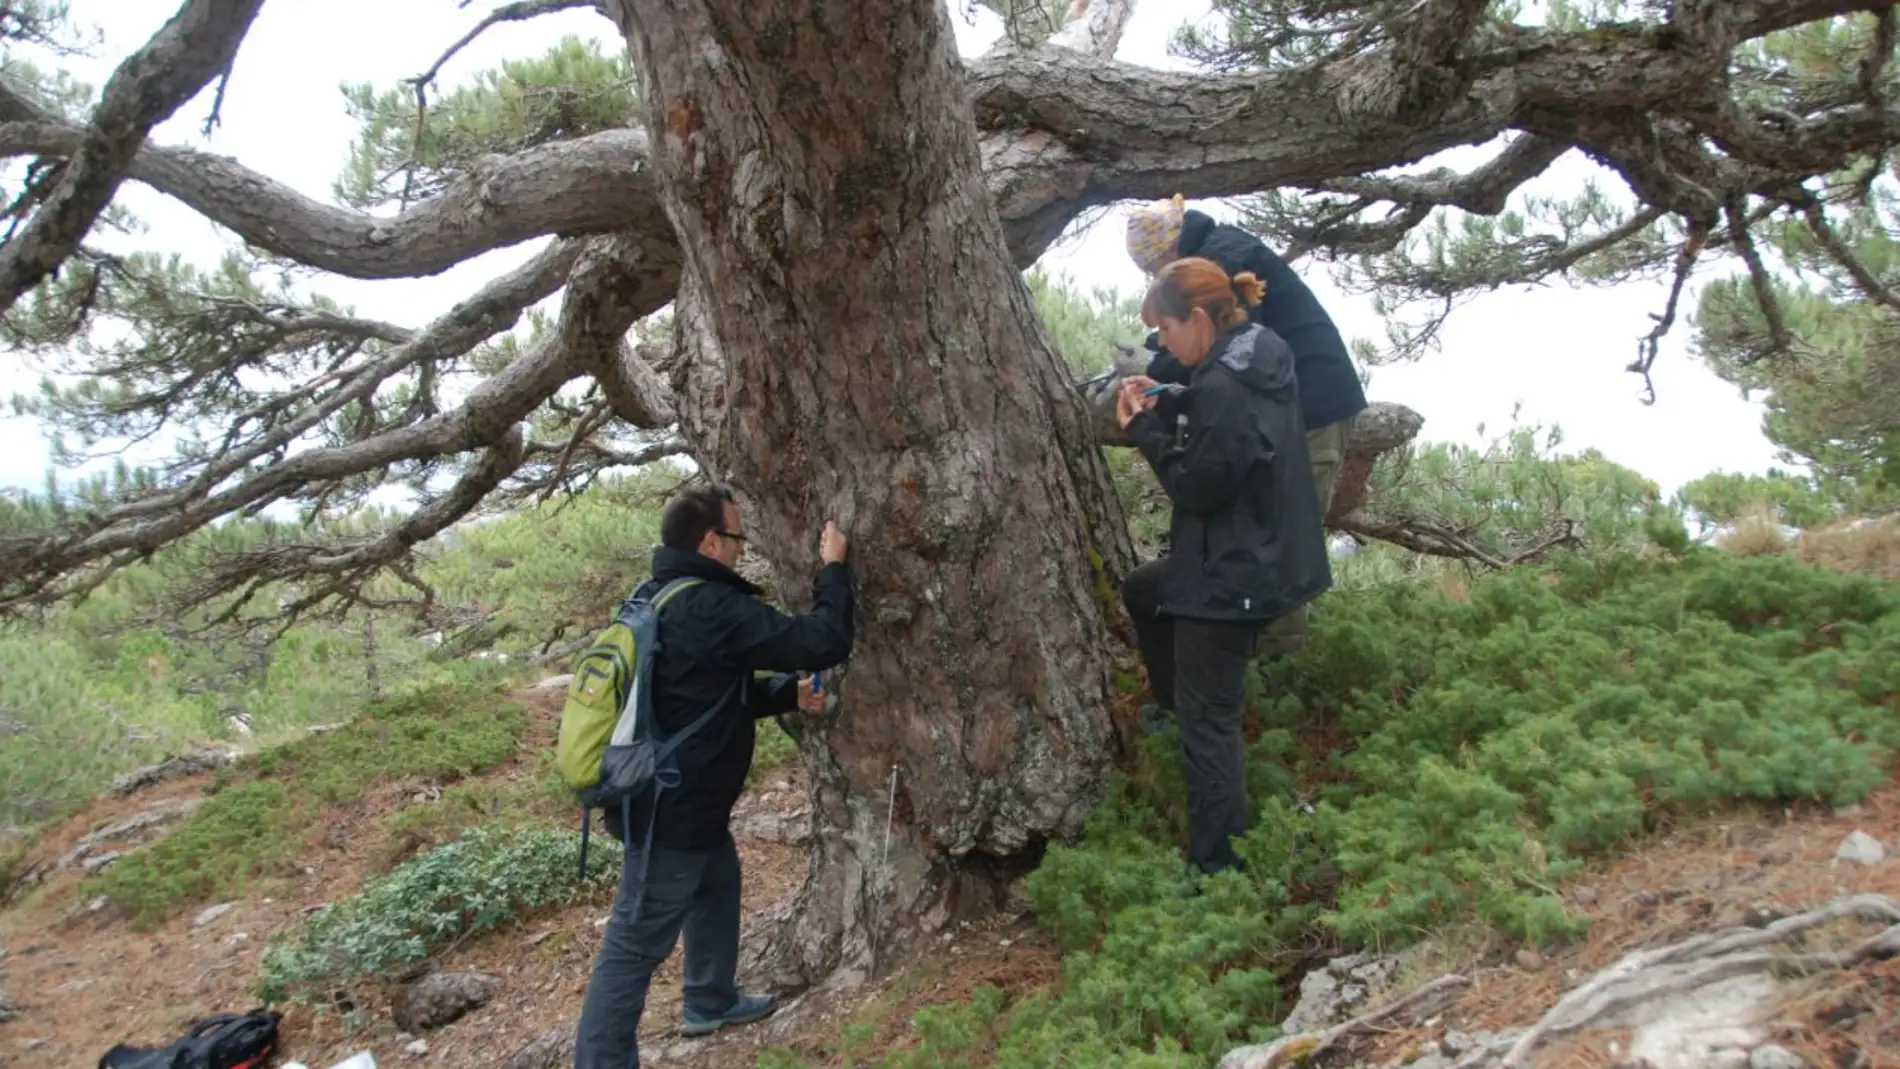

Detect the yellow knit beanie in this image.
[1125,194,1187,275]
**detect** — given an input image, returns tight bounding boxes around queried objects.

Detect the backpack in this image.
[555,576,731,880]
[97,1008,282,1069]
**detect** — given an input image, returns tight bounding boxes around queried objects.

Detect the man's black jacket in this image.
[607,545,854,850]
[1128,322,1333,622]
[1147,210,1368,432]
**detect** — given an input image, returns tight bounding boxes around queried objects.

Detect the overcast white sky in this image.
[0,0,1786,499]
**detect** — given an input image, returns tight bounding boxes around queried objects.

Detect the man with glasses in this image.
[575,485,853,1069]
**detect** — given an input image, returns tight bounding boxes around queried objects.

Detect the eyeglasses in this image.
[715,529,748,544]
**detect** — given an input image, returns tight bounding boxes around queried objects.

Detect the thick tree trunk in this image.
[609,0,1137,987]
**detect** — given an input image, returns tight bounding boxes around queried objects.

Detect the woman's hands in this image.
[1116,376,1160,429]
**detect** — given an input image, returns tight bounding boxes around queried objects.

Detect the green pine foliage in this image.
[796,542,1900,1068]
[336,36,638,210]
[1674,470,1842,532]
[0,569,452,832]
[1684,16,1900,511]
[1025,268,1145,378]
[420,467,680,656]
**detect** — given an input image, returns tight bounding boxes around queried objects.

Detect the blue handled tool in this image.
[811,671,823,694]
[1143,383,1180,396]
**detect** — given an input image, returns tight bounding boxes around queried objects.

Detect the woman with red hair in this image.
[1115,256,1333,877]
[1127,194,1367,661]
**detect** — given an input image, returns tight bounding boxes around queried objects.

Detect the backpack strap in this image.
[650,576,702,611]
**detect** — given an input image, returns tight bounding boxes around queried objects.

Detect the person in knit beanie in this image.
[1125,194,1188,276]
[1120,194,1369,700]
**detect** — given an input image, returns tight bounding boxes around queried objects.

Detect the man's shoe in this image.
[1138,702,1173,735]
[680,992,778,1037]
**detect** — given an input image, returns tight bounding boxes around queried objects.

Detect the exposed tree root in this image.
[1219,894,1900,1069]
[1497,893,1900,1068]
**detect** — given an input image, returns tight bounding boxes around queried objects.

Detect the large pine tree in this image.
[5,0,1900,983]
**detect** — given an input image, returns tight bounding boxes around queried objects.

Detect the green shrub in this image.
[257,825,619,1006]
[240,683,526,806]
[86,684,527,925]
[863,547,1900,1068]
[752,719,798,780]
[387,779,561,846]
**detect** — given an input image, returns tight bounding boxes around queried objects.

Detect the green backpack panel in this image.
[554,576,702,793]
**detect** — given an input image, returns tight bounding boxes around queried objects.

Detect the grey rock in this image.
[1441,1030,1474,1055]
[58,798,203,872]
[656,1039,707,1063]
[531,673,574,691]
[751,995,811,1043]
[502,1029,575,1069]
[1835,830,1887,865]
[1279,952,1398,1035]
[394,971,503,1032]
[0,990,18,1022]
[110,751,237,796]
[1710,1050,1753,1069]
[405,1038,430,1057]
[194,902,236,927]
[79,851,123,876]
[1749,1045,1807,1069]
[730,804,811,845]
[1215,1037,1297,1069]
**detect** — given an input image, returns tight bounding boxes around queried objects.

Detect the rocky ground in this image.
[2,684,1897,1069]
[1222,781,1900,1069]
[0,687,1060,1069]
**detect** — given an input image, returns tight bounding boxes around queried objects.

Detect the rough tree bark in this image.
[608,0,1137,986]
[9,0,1896,1000]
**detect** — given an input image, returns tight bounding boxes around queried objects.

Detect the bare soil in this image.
[0,688,1059,1069]
[1355,772,1900,1069]
[6,605,1899,1069]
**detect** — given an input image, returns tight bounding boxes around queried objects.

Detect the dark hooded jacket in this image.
[1127,322,1333,622]
[1147,210,1368,432]
[606,545,854,850]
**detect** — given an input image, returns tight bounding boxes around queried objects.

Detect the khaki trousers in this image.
[1256,412,1355,661]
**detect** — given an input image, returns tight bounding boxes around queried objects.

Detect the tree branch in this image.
[398,0,606,207]
[408,0,602,98]
[1300,135,1571,217]
[196,428,529,627]
[1863,6,1897,102]
[17,7,1880,284]
[1627,221,1708,405]
[0,120,661,279]
[0,0,266,313]
[0,237,590,609]
[595,339,678,427]
[1727,195,1792,356]
[1789,188,1900,312]
[1333,515,1581,570]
